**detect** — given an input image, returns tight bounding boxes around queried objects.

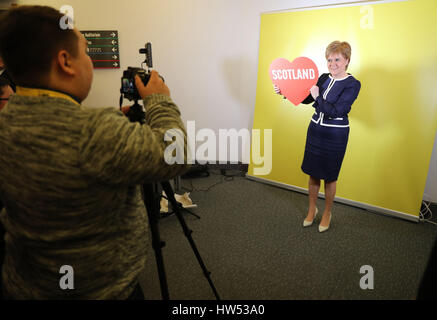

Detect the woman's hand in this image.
[274,84,281,95]
[310,85,320,99]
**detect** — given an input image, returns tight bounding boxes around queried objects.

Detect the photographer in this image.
[0,5,188,299]
[0,58,15,92]
[0,77,12,300]
[0,78,13,110]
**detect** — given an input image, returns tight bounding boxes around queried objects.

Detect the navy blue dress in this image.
[301,73,361,182]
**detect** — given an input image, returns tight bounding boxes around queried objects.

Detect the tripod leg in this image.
[180,208,201,220]
[142,183,170,300]
[160,191,201,220]
[161,181,221,300]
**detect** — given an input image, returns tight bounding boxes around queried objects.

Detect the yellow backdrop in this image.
[248,0,437,219]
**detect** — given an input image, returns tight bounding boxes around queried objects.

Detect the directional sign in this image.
[81,30,120,69]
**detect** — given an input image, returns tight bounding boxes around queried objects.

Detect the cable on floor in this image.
[420,201,437,226]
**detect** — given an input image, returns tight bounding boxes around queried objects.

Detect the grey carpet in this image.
[138,171,437,300]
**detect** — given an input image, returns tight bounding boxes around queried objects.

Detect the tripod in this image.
[125,100,220,300]
[159,179,200,220]
[142,181,220,300]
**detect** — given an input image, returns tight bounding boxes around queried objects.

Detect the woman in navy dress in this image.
[301,41,361,232]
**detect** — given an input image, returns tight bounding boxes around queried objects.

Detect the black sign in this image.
[81,30,120,69]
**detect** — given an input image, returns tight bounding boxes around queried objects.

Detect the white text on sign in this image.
[271,69,316,80]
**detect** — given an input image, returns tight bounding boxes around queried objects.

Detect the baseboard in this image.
[246,174,420,223]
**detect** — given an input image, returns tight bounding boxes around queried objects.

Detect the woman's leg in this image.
[321,180,337,226]
[305,176,320,222]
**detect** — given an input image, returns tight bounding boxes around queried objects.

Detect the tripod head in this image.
[125,99,146,125]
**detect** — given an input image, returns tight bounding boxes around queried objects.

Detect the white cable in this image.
[419,200,431,220]
[420,201,437,226]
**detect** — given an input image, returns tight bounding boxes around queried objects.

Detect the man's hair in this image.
[0,77,11,96]
[0,5,79,87]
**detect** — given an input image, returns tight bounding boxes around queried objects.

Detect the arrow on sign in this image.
[111,32,116,37]
[112,40,117,45]
[112,55,118,59]
[112,47,117,52]
[113,62,119,67]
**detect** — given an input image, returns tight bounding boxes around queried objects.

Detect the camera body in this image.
[121,67,151,101]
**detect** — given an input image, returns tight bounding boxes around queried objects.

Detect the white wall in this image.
[16,0,437,202]
[424,131,437,202]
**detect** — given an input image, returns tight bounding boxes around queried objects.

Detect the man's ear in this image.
[56,50,75,76]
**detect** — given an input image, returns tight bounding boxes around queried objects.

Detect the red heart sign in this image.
[269,57,319,106]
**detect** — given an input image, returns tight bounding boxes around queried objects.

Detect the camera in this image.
[120,42,165,123]
[121,42,161,101]
[121,67,151,101]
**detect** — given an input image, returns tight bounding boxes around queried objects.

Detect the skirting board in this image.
[246,175,419,223]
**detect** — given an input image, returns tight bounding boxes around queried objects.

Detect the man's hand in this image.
[121,106,130,114]
[135,70,170,99]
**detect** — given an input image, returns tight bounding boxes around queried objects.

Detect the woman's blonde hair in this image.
[325,41,351,69]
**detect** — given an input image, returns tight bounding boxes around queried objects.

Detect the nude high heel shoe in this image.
[319,214,332,233]
[303,207,318,227]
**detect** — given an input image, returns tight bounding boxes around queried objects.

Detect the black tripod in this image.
[159,180,200,220]
[125,100,220,300]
